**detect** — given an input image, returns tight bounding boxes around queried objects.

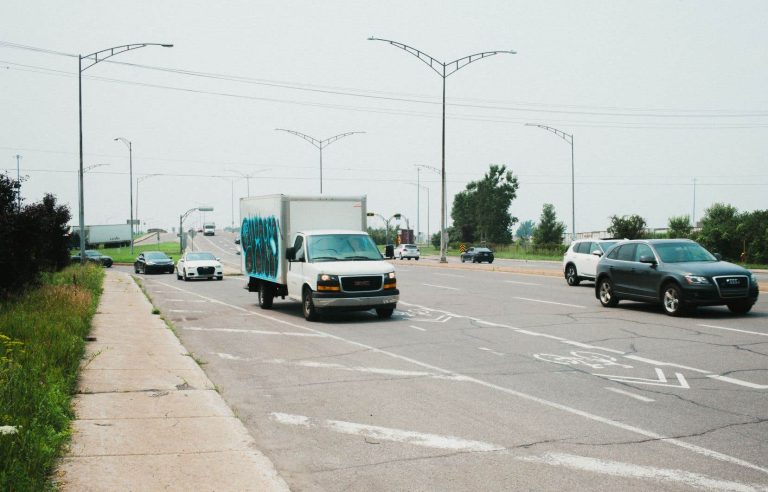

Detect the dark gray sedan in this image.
[595,239,759,316]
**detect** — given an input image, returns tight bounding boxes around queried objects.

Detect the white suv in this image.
[394,244,420,260]
[562,239,620,286]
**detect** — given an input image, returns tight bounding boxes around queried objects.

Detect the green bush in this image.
[0,265,104,490]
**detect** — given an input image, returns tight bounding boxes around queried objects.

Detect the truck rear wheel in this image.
[302,287,318,321]
[258,283,274,309]
[376,307,394,319]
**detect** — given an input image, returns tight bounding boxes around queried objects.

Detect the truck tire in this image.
[302,287,319,321]
[376,307,394,319]
[258,283,274,309]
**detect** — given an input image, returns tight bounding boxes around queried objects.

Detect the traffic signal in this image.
[366,212,374,217]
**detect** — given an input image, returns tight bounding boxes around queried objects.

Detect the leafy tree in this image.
[367,227,387,245]
[697,203,741,260]
[667,215,692,239]
[607,214,647,239]
[451,164,519,244]
[515,220,535,244]
[532,204,566,245]
[736,209,768,263]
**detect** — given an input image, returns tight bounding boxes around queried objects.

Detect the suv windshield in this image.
[187,252,215,261]
[307,234,382,262]
[655,242,717,263]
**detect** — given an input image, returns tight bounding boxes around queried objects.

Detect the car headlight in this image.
[317,274,340,291]
[684,275,709,285]
[215,263,222,268]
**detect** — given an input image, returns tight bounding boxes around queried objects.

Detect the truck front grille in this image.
[341,276,383,292]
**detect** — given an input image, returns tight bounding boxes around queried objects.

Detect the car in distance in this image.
[176,251,223,281]
[460,247,494,264]
[563,239,620,286]
[393,244,420,260]
[134,251,175,274]
[203,223,215,236]
[595,239,759,316]
[71,249,113,267]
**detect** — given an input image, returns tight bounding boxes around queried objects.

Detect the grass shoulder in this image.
[0,265,104,490]
[71,241,180,263]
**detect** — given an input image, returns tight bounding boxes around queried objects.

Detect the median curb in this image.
[55,269,289,491]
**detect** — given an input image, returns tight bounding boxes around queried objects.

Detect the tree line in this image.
[0,173,72,297]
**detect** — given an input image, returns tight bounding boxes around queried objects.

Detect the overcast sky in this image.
[2,1,766,238]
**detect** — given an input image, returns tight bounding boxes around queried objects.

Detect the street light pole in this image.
[369,37,515,263]
[114,137,134,253]
[525,124,576,240]
[78,43,172,262]
[415,166,420,243]
[136,174,159,234]
[179,206,213,254]
[275,129,365,194]
[14,154,21,209]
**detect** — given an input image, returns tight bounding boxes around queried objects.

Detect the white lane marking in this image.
[409,325,427,332]
[271,413,503,452]
[707,375,768,390]
[513,297,585,309]
[478,347,505,356]
[515,329,567,341]
[623,355,712,374]
[504,280,541,286]
[434,273,465,278]
[698,323,768,338]
[168,309,206,313]
[561,340,626,355]
[184,327,327,337]
[422,283,460,291]
[517,452,761,492]
[266,359,462,380]
[594,368,690,389]
[153,281,768,475]
[605,388,655,402]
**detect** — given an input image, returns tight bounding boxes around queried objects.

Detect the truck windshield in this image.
[307,234,382,262]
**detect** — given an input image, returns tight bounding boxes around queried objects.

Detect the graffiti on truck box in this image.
[242,215,280,280]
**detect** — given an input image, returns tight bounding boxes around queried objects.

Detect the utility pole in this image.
[15,154,21,209]
[692,177,697,227]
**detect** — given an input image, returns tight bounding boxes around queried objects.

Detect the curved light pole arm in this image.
[368,37,445,77]
[525,123,572,144]
[445,50,516,77]
[322,131,366,148]
[275,129,322,149]
[81,43,173,71]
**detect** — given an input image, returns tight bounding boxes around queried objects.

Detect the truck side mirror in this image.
[385,244,394,259]
[286,247,296,261]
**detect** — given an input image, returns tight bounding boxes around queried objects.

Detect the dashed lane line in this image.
[513,297,586,309]
[605,387,655,403]
[698,323,768,338]
[422,283,460,291]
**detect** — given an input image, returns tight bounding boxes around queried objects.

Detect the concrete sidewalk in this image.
[55,270,289,491]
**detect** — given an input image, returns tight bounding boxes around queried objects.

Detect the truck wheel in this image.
[258,283,274,309]
[376,307,394,319]
[302,287,318,321]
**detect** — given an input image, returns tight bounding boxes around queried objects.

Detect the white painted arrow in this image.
[593,368,690,389]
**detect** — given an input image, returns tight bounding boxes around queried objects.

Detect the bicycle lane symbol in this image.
[534,351,690,389]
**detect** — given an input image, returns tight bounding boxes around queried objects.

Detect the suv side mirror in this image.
[286,247,296,261]
[591,249,603,257]
[385,244,394,259]
[639,255,657,265]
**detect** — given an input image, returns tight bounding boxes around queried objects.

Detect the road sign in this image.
[459,243,466,253]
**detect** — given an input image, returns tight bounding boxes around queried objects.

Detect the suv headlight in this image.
[684,275,709,285]
[750,274,758,286]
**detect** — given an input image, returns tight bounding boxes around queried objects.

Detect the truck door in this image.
[287,235,305,300]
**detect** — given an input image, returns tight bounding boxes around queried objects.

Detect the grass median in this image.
[0,264,104,490]
[72,241,180,264]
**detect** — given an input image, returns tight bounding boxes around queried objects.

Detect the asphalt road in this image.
[122,253,767,491]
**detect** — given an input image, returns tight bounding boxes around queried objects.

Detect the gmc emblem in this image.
[354,280,370,287]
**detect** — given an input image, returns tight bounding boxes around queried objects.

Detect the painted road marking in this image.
[560,340,626,355]
[504,280,541,286]
[622,355,711,374]
[168,309,206,313]
[409,325,427,332]
[184,327,327,337]
[698,323,768,338]
[152,280,768,475]
[593,368,690,389]
[423,283,460,291]
[707,375,768,390]
[513,297,586,309]
[165,299,207,303]
[271,413,503,452]
[434,273,465,278]
[518,452,762,491]
[605,388,655,402]
[478,347,505,356]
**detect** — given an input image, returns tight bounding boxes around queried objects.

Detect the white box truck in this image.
[240,195,398,320]
[203,222,215,236]
[70,224,132,247]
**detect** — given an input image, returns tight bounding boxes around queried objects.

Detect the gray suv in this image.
[595,239,759,316]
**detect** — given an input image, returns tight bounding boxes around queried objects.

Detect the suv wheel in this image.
[727,300,753,315]
[565,264,580,286]
[662,283,687,316]
[598,278,619,307]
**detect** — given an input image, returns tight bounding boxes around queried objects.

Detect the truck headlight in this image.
[317,274,340,291]
[684,275,709,285]
[384,271,396,289]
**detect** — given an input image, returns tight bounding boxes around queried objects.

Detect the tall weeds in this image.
[0,265,103,491]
